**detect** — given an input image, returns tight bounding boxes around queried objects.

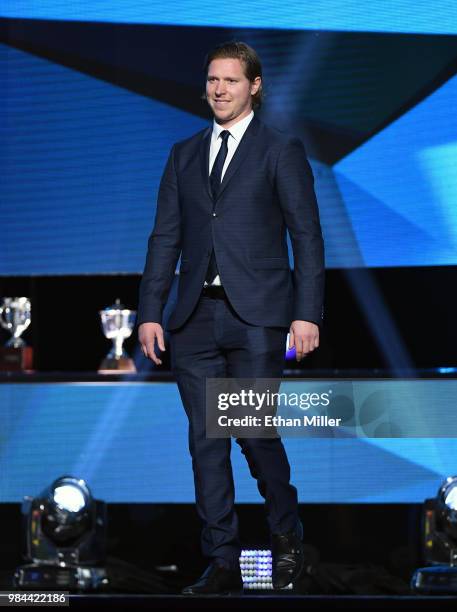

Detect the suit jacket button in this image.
[212,212,217,217]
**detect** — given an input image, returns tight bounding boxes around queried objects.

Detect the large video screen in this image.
[0,381,453,504]
[1,3,456,274]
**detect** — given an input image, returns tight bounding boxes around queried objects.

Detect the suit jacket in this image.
[137,114,325,331]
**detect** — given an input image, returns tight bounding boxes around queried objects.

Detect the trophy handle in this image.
[0,304,10,332]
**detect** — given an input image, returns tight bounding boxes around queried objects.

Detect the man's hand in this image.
[138,322,166,365]
[288,320,319,361]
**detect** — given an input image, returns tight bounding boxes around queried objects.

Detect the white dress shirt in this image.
[209,110,254,179]
[206,111,254,286]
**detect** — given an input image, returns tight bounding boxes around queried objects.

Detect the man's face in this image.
[206,58,261,128]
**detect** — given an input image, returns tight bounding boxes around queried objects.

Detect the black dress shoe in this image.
[271,525,304,589]
[182,563,243,595]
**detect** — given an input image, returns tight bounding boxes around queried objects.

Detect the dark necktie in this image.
[205,130,230,285]
[210,129,230,199]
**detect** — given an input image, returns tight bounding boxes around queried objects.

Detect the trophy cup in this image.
[98,299,136,373]
[0,297,33,371]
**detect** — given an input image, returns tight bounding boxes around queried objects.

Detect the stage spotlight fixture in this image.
[412,476,457,594]
[14,476,108,592]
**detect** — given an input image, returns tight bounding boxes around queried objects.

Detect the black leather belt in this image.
[201,285,227,299]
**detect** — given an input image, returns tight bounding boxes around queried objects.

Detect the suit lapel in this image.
[199,127,213,202]
[216,115,260,202]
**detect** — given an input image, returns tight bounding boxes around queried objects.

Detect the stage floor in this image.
[64,594,457,611]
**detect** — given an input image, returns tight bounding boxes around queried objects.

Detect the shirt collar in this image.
[212,110,254,143]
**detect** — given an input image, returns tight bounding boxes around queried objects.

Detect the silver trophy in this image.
[98,299,136,372]
[0,297,33,371]
[0,297,31,348]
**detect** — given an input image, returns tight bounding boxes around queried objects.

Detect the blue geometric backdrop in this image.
[2,1,457,33]
[0,382,451,503]
[1,4,457,504]
[1,7,456,274]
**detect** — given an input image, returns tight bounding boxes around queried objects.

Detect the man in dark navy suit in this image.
[138,42,324,594]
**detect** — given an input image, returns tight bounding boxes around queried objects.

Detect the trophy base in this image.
[98,356,136,374]
[0,346,33,371]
